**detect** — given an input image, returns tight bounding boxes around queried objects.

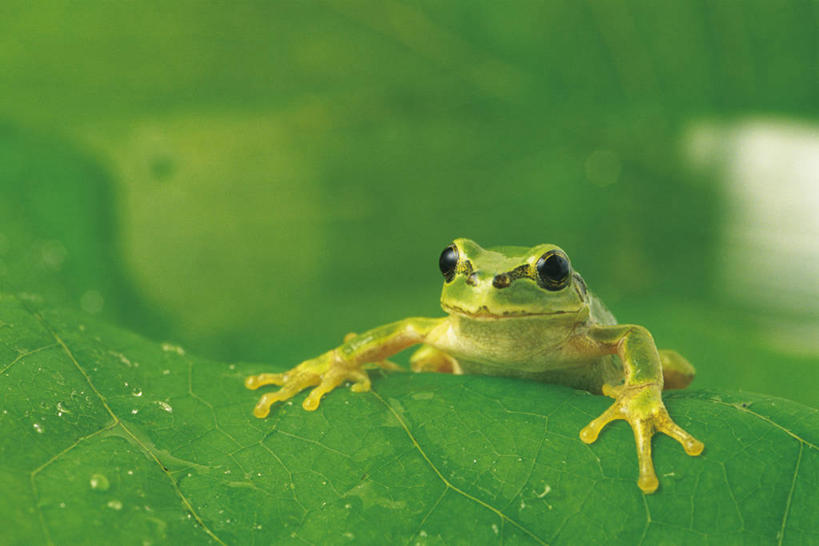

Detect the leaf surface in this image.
[1,293,816,545]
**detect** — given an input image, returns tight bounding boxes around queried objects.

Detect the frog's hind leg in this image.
[659,349,695,390]
[410,345,463,374]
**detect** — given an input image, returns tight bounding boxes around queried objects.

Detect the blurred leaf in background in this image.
[0,0,816,408]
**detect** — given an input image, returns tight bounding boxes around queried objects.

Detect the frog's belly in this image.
[455,354,622,394]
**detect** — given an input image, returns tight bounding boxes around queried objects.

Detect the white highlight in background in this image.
[685,118,819,356]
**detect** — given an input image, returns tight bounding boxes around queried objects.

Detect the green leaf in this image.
[1,293,816,545]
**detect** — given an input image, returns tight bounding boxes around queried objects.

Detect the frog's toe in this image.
[302,370,345,411]
[245,373,286,390]
[631,418,659,494]
[348,370,372,392]
[302,368,372,410]
[252,372,320,417]
[579,402,622,444]
[657,417,704,456]
[638,469,659,494]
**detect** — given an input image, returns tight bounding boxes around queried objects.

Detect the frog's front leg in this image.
[578,325,704,493]
[245,317,445,417]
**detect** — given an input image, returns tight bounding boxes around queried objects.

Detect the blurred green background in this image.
[0,1,816,406]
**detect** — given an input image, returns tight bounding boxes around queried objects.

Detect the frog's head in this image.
[438,238,590,320]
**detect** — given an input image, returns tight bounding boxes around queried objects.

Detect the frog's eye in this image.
[438,244,459,282]
[536,251,571,290]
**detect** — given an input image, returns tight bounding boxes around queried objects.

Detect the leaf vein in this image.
[370,389,548,546]
[708,400,817,450]
[0,344,57,376]
[777,442,803,546]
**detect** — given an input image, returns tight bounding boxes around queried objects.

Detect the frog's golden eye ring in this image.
[438,244,459,282]
[536,251,571,291]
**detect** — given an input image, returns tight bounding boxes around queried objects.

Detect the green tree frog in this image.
[246,238,704,493]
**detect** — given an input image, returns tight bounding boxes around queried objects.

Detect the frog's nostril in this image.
[493,274,511,289]
[466,273,479,286]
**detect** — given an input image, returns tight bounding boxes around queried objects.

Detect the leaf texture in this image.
[0,293,816,545]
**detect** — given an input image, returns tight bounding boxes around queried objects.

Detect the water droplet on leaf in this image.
[90,474,110,491]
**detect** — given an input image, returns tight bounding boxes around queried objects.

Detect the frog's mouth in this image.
[441,302,580,319]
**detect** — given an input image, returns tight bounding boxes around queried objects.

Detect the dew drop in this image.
[131,409,139,415]
[162,369,171,376]
[33,423,44,434]
[56,401,71,416]
[90,474,110,491]
[107,499,122,510]
[132,389,143,397]
[155,401,173,413]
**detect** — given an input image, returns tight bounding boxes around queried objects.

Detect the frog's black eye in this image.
[438,244,459,282]
[536,251,571,290]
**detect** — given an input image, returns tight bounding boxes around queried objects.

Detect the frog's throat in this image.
[441,302,583,320]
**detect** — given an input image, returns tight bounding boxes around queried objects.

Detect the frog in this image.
[246,238,704,493]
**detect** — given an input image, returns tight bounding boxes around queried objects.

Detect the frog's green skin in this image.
[246,238,704,494]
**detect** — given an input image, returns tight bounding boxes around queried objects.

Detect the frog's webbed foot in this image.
[246,318,440,418]
[245,351,370,418]
[579,383,704,493]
